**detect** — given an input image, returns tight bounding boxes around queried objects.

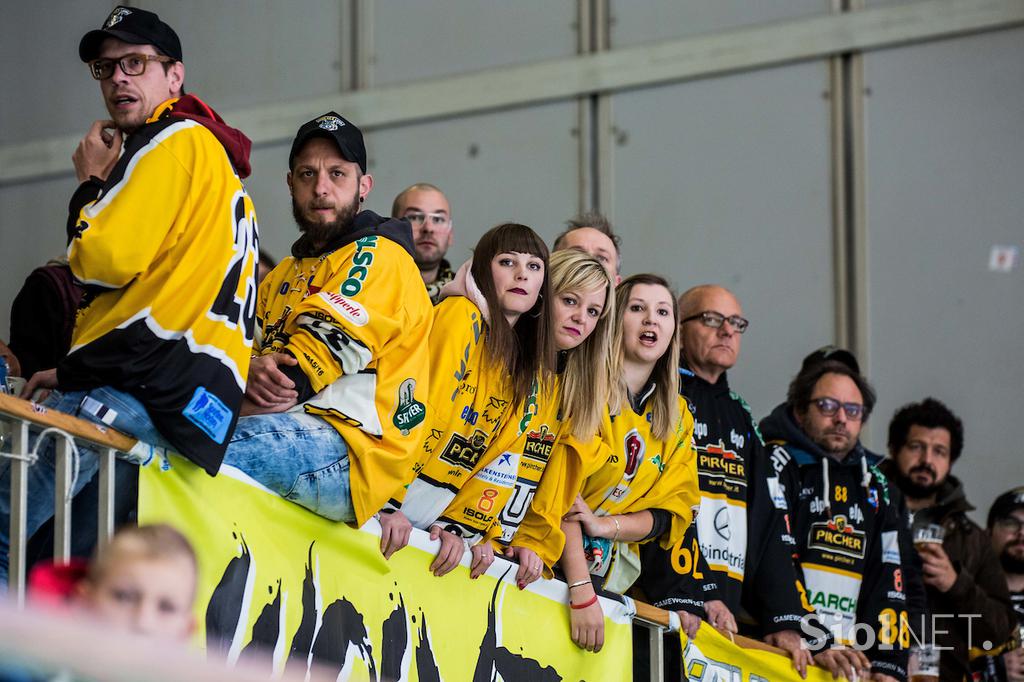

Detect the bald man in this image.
[636,285,816,677]
[392,183,455,303]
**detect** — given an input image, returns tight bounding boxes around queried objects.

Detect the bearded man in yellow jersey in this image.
[219,113,432,560]
[2,6,258,586]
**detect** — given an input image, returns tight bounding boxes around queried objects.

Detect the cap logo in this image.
[105,7,132,28]
[316,115,345,131]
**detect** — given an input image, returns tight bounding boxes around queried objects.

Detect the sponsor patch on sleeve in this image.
[767,475,788,510]
[183,386,233,444]
[881,530,901,564]
[319,291,370,327]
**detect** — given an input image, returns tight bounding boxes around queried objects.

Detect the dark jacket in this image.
[880,462,1018,682]
[761,404,910,682]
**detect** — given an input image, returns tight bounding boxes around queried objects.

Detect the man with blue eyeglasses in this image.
[761,350,911,682]
[391,183,455,303]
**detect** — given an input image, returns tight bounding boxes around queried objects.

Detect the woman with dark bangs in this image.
[558,274,700,653]
[390,223,556,575]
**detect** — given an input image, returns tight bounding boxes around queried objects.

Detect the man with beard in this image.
[881,399,1016,682]
[761,358,909,682]
[218,112,433,560]
[985,488,1024,681]
[391,183,455,303]
[2,6,258,586]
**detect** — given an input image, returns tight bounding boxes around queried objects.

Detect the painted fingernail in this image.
[518,581,525,590]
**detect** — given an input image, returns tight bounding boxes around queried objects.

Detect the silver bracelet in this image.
[568,579,591,589]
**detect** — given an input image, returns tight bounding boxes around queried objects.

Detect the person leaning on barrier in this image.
[0,5,258,584]
[552,211,622,285]
[219,112,432,559]
[882,399,1017,682]
[391,183,455,303]
[634,285,815,678]
[760,355,910,682]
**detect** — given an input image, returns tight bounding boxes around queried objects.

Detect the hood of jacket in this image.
[437,259,491,324]
[290,210,415,260]
[159,94,253,178]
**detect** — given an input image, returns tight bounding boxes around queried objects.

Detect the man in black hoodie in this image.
[883,398,1016,682]
[761,357,910,682]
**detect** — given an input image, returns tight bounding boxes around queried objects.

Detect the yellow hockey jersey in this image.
[395,296,539,531]
[581,393,700,552]
[59,96,258,473]
[256,212,432,526]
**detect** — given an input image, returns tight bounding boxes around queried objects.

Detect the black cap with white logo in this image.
[289,112,367,173]
[988,487,1024,529]
[80,6,183,63]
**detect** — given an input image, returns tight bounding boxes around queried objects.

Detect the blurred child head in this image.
[76,524,197,640]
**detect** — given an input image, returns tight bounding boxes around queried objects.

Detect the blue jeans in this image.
[221,412,354,523]
[0,387,172,584]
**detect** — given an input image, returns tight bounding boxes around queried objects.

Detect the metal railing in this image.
[0,392,136,606]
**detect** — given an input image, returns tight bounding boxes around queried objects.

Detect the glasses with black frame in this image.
[88,53,175,80]
[993,516,1024,535]
[808,397,866,422]
[681,310,749,334]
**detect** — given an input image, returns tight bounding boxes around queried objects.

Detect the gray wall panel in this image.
[864,28,1024,519]
[610,0,828,47]
[370,1,577,86]
[609,62,835,419]
[364,102,580,265]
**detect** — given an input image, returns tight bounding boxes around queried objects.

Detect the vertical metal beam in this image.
[847,0,871,373]
[576,0,594,213]
[98,448,116,548]
[353,0,374,91]
[594,0,615,217]
[53,438,72,563]
[647,623,665,682]
[8,420,30,606]
[829,0,851,350]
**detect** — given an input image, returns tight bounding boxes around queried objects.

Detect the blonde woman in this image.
[560,273,700,652]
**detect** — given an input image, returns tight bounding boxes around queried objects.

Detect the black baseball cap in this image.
[988,487,1024,528]
[799,345,861,376]
[288,112,367,173]
[80,6,183,63]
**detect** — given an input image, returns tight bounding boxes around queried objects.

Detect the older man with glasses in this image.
[391,183,455,303]
[634,285,817,680]
[760,350,911,682]
[1,5,259,585]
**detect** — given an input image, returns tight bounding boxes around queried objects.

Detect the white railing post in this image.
[8,420,30,606]
[53,438,73,563]
[98,448,116,549]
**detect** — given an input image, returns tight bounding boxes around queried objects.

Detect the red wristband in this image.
[570,594,599,610]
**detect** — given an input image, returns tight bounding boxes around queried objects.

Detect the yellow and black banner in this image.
[681,623,839,682]
[139,455,633,681]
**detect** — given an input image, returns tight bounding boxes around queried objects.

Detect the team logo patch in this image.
[316,115,345,131]
[881,530,901,565]
[523,424,555,463]
[623,428,645,480]
[808,515,866,560]
[696,440,746,485]
[319,291,369,327]
[439,429,489,470]
[392,378,425,435]
[105,7,132,28]
[182,386,232,445]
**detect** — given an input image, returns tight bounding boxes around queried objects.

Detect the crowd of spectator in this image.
[1,6,1021,682]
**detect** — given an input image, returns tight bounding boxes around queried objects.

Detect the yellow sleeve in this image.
[68,124,194,288]
[640,400,700,550]
[285,240,412,394]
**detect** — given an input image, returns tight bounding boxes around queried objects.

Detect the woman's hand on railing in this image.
[569,583,605,653]
[503,545,542,588]
[428,524,465,577]
[20,368,57,402]
[469,541,495,579]
[764,629,812,679]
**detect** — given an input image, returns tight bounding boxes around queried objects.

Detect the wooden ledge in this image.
[0,393,137,452]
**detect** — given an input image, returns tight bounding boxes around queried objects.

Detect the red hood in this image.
[166,94,253,179]
[28,558,90,608]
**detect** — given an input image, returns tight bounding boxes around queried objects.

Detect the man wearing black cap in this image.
[218,112,432,560]
[760,352,910,682]
[2,6,258,586]
[985,488,1024,681]
[881,398,1016,682]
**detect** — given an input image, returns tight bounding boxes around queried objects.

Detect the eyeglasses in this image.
[994,517,1024,534]
[681,310,749,333]
[88,53,175,80]
[402,211,451,229]
[810,397,865,421]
